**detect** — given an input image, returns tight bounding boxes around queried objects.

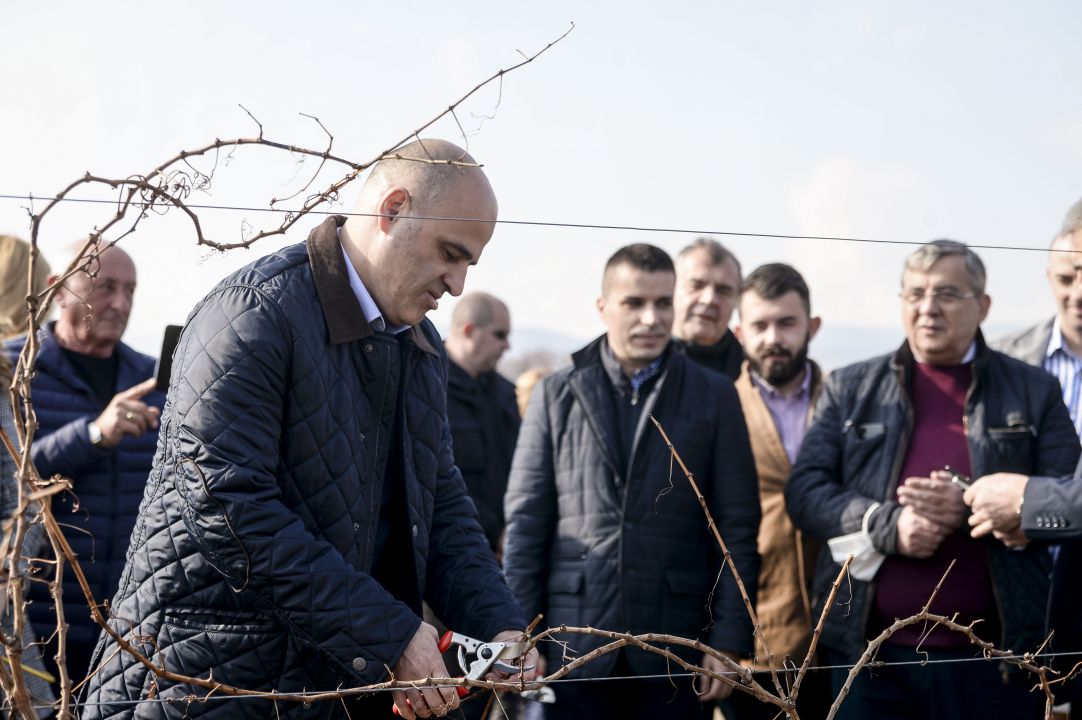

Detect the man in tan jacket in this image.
[728,263,828,719]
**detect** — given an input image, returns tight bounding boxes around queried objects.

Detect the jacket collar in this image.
[306,215,437,356]
[34,322,144,400]
[890,329,989,382]
[568,335,622,478]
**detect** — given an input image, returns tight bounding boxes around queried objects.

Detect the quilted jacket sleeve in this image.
[786,376,897,550]
[502,381,557,624]
[705,379,760,656]
[423,412,527,641]
[171,285,421,685]
[30,415,105,480]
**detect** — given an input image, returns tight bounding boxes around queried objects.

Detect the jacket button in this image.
[364,344,374,353]
[359,432,366,441]
[353,657,367,672]
[579,552,587,560]
[353,522,360,532]
[412,525,419,538]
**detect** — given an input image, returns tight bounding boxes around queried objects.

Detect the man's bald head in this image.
[1061,196,1082,237]
[445,292,511,377]
[359,139,496,220]
[52,240,137,358]
[451,292,506,333]
[339,138,500,328]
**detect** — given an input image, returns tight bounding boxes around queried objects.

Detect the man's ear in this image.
[978,294,991,323]
[376,186,411,234]
[732,323,745,345]
[48,274,72,306]
[462,321,477,339]
[808,316,822,341]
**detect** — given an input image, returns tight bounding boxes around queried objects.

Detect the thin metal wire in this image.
[0,193,1065,254]
[49,649,1082,709]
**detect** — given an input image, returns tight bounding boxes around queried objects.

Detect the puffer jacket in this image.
[786,336,1080,662]
[445,361,520,552]
[82,216,524,719]
[4,326,164,683]
[503,337,760,677]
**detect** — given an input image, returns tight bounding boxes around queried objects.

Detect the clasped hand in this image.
[895,470,967,558]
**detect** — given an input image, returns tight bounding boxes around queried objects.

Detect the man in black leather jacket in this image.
[786,240,1079,720]
[83,140,535,719]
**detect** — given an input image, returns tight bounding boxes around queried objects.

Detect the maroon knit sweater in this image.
[871,361,997,647]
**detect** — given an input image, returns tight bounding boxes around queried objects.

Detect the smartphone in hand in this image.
[943,465,971,490]
[154,325,183,393]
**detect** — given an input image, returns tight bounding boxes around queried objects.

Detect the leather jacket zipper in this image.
[963,367,1009,656]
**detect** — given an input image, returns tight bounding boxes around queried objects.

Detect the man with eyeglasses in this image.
[443,292,519,558]
[786,240,1078,720]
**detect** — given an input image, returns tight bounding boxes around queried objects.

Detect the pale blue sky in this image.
[3,1,1080,365]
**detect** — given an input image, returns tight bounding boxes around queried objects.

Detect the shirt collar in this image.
[961,341,977,364]
[1046,316,1080,361]
[751,361,813,400]
[338,240,409,335]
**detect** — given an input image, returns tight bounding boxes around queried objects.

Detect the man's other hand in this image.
[392,622,459,719]
[94,378,160,448]
[896,505,951,558]
[964,472,1028,541]
[485,629,542,682]
[696,651,739,701]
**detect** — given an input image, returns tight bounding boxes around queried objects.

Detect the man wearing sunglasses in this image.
[444,292,519,559]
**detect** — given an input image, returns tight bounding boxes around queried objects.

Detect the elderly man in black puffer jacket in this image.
[786,240,1080,720]
[83,140,533,719]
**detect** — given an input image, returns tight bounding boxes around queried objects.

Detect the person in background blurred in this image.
[0,234,56,714]
[672,237,744,379]
[443,292,519,557]
[3,239,164,689]
[514,367,552,418]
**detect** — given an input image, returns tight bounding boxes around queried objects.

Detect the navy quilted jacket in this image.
[4,327,163,683]
[82,217,524,718]
[786,337,1081,663]
[503,337,761,677]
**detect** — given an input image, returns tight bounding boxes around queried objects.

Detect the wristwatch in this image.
[87,420,104,447]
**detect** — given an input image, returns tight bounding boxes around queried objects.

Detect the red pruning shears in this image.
[392,630,545,715]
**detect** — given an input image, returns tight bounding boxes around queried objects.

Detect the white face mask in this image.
[827,502,886,582]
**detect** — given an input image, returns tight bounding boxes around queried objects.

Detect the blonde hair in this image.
[514,366,552,418]
[0,236,52,392]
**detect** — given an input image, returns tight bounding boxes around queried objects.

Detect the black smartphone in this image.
[154,324,183,393]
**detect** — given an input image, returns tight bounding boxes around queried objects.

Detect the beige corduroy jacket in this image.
[734,360,823,669]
